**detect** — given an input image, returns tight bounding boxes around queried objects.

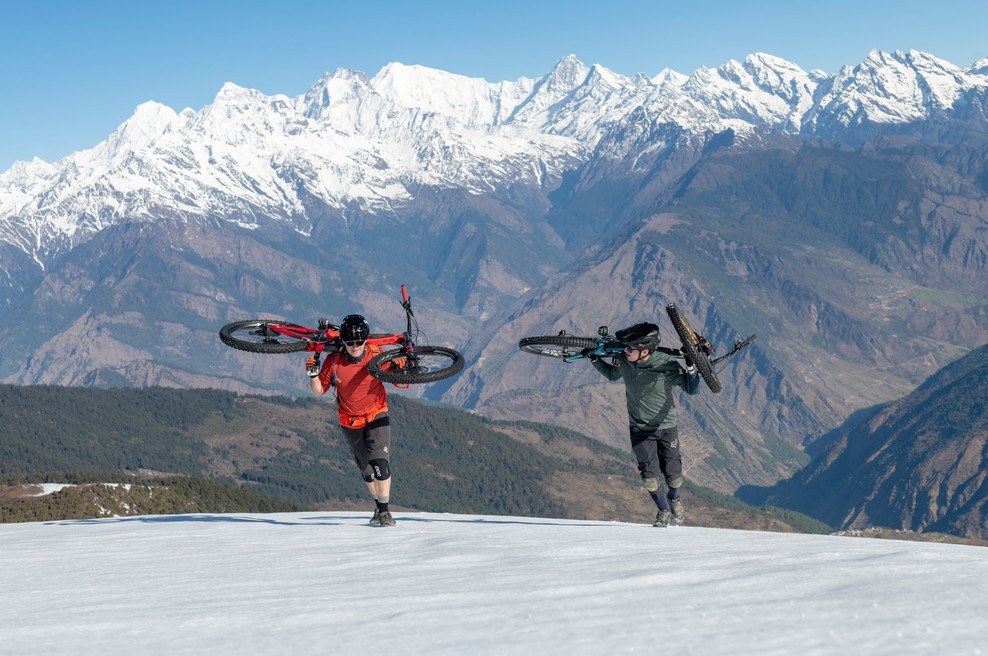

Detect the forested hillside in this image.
[0,475,302,522]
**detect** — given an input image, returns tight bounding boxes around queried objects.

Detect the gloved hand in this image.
[580,347,599,363]
[305,354,321,377]
[680,350,697,375]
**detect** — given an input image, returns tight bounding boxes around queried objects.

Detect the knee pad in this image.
[642,477,660,492]
[362,472,374,483]
[666,475,683,490]
[370,458,391,481]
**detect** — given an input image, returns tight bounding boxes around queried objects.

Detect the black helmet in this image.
[340,314,369,343]
[616,322,661,350]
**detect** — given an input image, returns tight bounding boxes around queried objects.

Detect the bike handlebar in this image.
[710,334,756,365]
[308,284,417,352]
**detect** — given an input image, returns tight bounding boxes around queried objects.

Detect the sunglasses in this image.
[624,345,636,354]
[344,339,366,347]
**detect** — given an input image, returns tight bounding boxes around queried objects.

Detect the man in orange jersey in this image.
[307,314,399,527]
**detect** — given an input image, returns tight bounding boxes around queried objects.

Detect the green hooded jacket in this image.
[590,348,701,430]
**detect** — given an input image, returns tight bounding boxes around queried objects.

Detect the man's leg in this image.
[364,416,395,526]
[657,427,685,523]
[367,477,391,502]
[342,421,393,525]
[631,428,672,526]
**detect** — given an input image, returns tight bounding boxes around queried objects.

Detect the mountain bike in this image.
[219,285,464,384]
[518,303,754,394]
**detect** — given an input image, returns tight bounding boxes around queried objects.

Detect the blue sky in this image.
[2,0,987,171]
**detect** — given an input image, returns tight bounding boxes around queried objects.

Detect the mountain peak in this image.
[862,48,964,74]
[214,81,256,101]
[823,47,978,123]
[743,52,807,75]
[101,101,181,155]
[300,68,372,119]
[371,61,497,90]
[585,63,627,89]
[546,54,590,87]
[129,100,181,123]
[652,67,688,89]
[369,61,511,126]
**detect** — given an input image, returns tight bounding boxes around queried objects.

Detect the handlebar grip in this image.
[401,284,409,302]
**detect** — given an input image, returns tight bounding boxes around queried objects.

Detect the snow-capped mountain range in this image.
[2,49,987,267]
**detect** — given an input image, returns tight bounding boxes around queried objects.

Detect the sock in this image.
[667,487,680,501]
[649,490,671,512]
[376,499,390,513]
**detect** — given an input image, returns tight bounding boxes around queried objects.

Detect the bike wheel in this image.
[219,320,315,354]
[368,346,465,384]
[518,335,599,358]
[665,304,722,393]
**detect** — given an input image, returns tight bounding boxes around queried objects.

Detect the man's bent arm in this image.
[591,357,623,381]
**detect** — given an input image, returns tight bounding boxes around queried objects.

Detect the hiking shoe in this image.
[653,509,672,528]
[669,497,685,524]
[378,511,396,527]
[369,509,382,526]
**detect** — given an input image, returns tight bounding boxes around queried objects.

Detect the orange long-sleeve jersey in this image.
[317,346,391,428]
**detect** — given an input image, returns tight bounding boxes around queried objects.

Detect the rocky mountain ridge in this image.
[739,342,988,539]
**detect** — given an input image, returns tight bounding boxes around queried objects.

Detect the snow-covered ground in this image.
[27,483,73,496]
[2,511,985,655]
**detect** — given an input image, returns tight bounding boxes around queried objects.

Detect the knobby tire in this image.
[665,304,722,394]
[368,346,465,384]
[518,335,599,358]
[219,320,314,354]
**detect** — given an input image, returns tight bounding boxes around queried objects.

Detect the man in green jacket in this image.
[584,321,701,527]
